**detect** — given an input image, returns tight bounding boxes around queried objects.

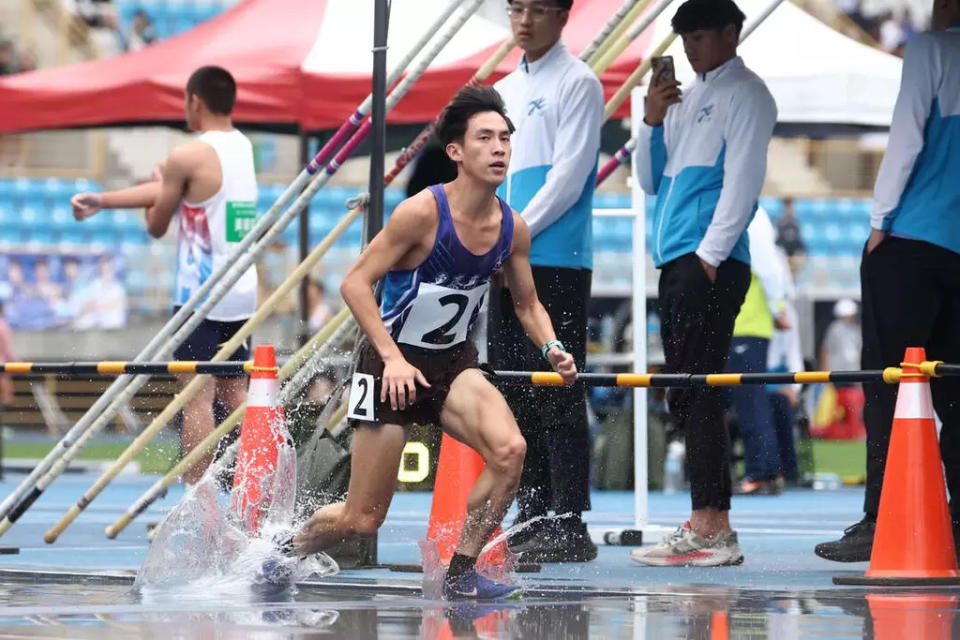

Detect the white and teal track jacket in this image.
[634,56,776,269]
[872,27,960,255]
[495,41,604,270]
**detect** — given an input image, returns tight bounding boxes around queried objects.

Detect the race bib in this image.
[347,373,376,422]
[226,201,257,243]
[396,282,488,350]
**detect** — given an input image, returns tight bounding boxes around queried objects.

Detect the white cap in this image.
[834,298,858,318]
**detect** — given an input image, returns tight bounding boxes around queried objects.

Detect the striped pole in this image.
[105,317,356,539]
[597,0,788,185]
[489,367,913,387]
[0,362,253,376]
[590,0,675,74]
[581,0,648,65]
[585,0,651,68]
[305,0,466,174]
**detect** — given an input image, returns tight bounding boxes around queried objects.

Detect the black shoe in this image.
[814,518,875,562]
[506,515,549,550]
[508,519,598,563]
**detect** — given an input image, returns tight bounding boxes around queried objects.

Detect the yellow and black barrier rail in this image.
[0,361,257,376]
[490,361,960,388]
[5,360,960,386]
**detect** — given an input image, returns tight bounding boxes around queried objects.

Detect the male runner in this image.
[70,66,258,484]
[278,86,577,600]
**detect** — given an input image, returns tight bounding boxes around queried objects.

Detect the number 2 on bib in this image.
[396,282,488,350]
[347,373,376,421]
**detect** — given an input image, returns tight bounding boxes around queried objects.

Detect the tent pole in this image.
[367,0,389,245]
[298,128,311,346]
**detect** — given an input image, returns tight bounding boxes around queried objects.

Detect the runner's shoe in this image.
[442,568,522,601]
[629,522,744,567]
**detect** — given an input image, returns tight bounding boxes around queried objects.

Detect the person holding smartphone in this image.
[631,0,777,567]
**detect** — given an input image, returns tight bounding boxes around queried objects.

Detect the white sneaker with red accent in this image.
[629,522,744,567]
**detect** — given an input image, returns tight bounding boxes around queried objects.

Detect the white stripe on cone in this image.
[894,379,935,420]
[247,378,279,408]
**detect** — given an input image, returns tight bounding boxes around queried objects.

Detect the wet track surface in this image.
[0,473,955,638]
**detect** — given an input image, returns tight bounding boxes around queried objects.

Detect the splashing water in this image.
[419,524,528,600]
[135,418,338,596]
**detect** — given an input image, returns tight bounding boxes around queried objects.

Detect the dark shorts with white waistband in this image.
[347,340,479,428]
[171,307,251,378]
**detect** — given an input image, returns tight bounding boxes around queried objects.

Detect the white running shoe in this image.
[629,522,744,567]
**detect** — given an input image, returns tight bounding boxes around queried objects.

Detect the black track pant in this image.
[860,237,960,520]
[659,253,751,512]
[488,266,592,518]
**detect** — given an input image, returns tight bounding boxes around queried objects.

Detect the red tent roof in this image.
[0,0,650,133]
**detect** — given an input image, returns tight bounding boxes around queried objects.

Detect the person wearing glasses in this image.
[489,0,604,563]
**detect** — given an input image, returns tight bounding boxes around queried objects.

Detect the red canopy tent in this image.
[0,0,653,134]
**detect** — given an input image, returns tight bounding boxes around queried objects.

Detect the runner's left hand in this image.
[547,347,577,386]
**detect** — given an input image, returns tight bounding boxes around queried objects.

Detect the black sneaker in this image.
[508,519,598,563]
[814,518,875,562]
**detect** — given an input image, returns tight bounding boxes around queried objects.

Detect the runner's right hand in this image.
[381,354,431,411]
[70,192,103,221]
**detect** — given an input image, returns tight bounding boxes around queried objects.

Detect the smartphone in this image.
[651,56,675,87]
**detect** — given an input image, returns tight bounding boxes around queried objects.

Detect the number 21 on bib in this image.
[347,373,376,421]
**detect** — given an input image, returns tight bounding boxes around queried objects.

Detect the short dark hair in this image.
[185,66,236,115]
[435,86,514,145]
[507,0,573,9]
[507,0,573,11]
[671,0,746,36]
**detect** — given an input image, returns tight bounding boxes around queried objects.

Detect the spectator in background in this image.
[901,10,918,44]
[125,9,158,52]
[775,198,805,258]
[766,242,805,486]
[33,260,64,311]
[0,40,18,76]
[879,10,905,54]
[490,0,604,563]
[71,0,119,30]
[812,299,865,440]
[0,300,16,410]
[73,256,127,330]
[631,0,776,567]
[305,276,333,334]
[726,208,791,496]
[70,66,257,485]
[817,0,960,564]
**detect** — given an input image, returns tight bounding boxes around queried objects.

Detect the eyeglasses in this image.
[506,4,567,21]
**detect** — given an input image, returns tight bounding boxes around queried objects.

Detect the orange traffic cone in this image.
[710,610,729,640]
[231,345,286,534]
[426,433,507,566]
[835,347,960,586]
[867,594,958,640]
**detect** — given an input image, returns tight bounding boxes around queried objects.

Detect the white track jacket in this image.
[495,41,604,270]
[872,27,960,255]
[634,56,776,268]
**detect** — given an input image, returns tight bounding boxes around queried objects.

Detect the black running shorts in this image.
[347,340,479,428]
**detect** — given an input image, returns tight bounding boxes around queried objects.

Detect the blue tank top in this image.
[381,184,514,351]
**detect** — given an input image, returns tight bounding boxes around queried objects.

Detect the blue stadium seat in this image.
[50,206,72,229]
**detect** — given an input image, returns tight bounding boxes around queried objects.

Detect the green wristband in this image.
[541,340,565,360]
